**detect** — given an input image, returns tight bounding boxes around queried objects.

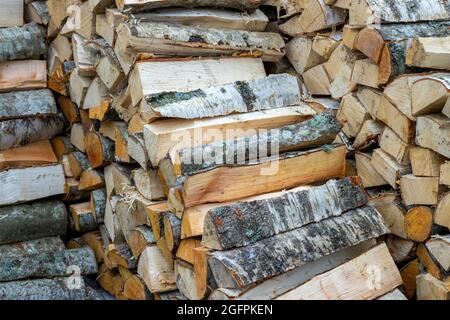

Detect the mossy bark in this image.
[0,23,46,62]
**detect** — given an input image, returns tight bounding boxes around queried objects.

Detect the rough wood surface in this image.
[0,237,65,260]
[0,140,58,171]
[415,114,450,158]
[209,206,388,288]
[0,60,47,92]
[202,177,367,250]
[0,89,57,120]
[116,0,262,12]
[0,23,46,62]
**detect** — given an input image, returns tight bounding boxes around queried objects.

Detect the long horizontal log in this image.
[0,89,57,120]
[0,278,89,300]
[0,23,46,62]
[209,206,388,288]
[115,0,262,13]
[0,237,65,260]
[0,200,68,245]
[202,177,368,250]
[175,112,340,175]
[0,114,64,151]
[0,140,58,171]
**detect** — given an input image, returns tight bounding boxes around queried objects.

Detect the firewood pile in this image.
[0,0,448,300]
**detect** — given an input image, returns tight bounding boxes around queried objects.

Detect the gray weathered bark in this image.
[178,111,340,175]
[0,247,98,281]
[91,189,107,223]
[0,23,46,62]
[203,177,368,250]
[0,114,64,151]
[0,278,89,300]
[164,212,181,252]
[375,21,450,41]
[0,89,57,120]
[142,74,301,120]
[209,206,388,288]
[0,200,67,245]
[0,237,65,260]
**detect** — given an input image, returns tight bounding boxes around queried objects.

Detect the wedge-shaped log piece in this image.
[0,278,88,300]
[0,140,57,171]
[85,132,115,168]
[406,36,450,70]
[115,0,262,12]
[411,73,450,116]
[417,273,450,300]
[285,36,324,73]
[370,148,411,189]
[0,247,98,281]
[141,74,301,122]
[202,177,367,250]
[400,175,440,206]
[0,237,65,260]
[115,20,285,73]
[276,243,402,300]
[349,0,450,25]
[176,145,346,208]
[425,235,450,273]
[0,165,66,206]
[376,96,414,144]
[415,114,450,158]
[355,152,388,188]
[0,23,46,62]
[436,192,450,230]
[209,206,388,288]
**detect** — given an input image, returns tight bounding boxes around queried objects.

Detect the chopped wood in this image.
[0,0,24,27]
[370,148,411,189]
[0,23,46,62]
[417,273,450,300]
[435,192,450,230]
[0,140,58,171]
[410,146,446,177]
[406,36,450,70]
[355,152,388,188]
[0,60,47,92]
[0,237,65,260]
[415,114,450,158]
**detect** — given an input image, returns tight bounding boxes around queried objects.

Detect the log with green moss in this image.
[0,22,46,62]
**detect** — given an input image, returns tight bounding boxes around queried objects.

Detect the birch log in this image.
[202,177,368,250]
[0,23,46,62]
[141,74,301,122]
[115,0,262,12]
[209,206,388,288]
[0,200,68,245]
[0,247,98,281]
[406,36,450,70]
[0,278,88,300]
[0,237,65,260]
[0,89,57,120]
[415,114,450,158]
[0,114,64,151]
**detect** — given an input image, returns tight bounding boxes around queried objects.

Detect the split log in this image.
[175,260,197,300]
[79,169,105,190]
[0,165,66,206]
[400,175,440,206]
[137,245,177,294]
[353,120,384,150]
[337,93,371,138]
[69,70,92,108]
[176,238,202,265]
[0,60,47,92]
[209,206,388,288]
[379,127,410,165]
[404,207,434,242]
[410,146,445,177]
[210,240,375,300]
[25,1,50,26]
[0,140,58,171]
[0,23,46,62]
[83,77,109,110]
[436,192,450,230]
[386,235,417,264]
[0,247,97,281]
[128,226,155,259]
[157,237,174,267]
[370,148,411,189]
[411,74,450,116]
[85,132,115,168]
[71,123,87,153]
[415,114,450,158]
[0,278,88,300]
[81,231,106,263]
[275,244,402,300]
[0,89,57,120]
[114,20,285,74]
[70,202,98,233]
[202,177,367,250]
[51,136,75,161]
[279,0,347,36]
[351,58,380,88]
[302,64,331,96]
[426,236,450,273]
[130,57,266,108]
[140,74,300,122]
[164,213,181,252]
[146,202,168,241]
[0,237,65,260]
[400,259,420,298]
[349,0,450,25]
[440,162,450,186]
[132,168,165,201]
[285,37,324,73]
[90,189,107,222]
[0,0,23,27]
[417,243,448,280]
[58,96,80,125]
[123,274,153,300]
[417,273,450,300]
[406,36,450,70]
[356,87,381,120]
[63,178,91,202]
[106,243,137,269]
[376,96,414,144]
[127,133,150,169]
[355,152,388,188]
[115,0,262,13]
[68,151,91,179]
[312,32,342,60]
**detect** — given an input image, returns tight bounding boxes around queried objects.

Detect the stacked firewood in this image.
[0,0,100,300]
[278,0,450,299]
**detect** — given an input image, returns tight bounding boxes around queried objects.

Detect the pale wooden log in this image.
[74,1,95,39]
[128,226,155,259]
[82,231,106,263]
[174,145,346,208]
[302,64,331,96]
[210,240,376,300]
[115,0,262,12]
[175,238,202,265]
[435,192,450,230]
[96,14,115,47]
[209,207,388,288]
[312,32,342,61]
[52,34,73,63]
[90,0,116,12]
[279,0,346,36]
[351,59,380,89]
[417,273,450,300]
[127,133,150,169]
[370,148,411,189]
[440,162,450,186]
[25,1,50,26]
[377,96,414,144]
[0,165,65,206]
[164,213,181,252]
[116,193,153,242]
[355,152,388,188]
[94,47,125,93]
[68,151,91,179]
[114,21,285,74]
[202,177,367,250]
[106,243,137,269]
[349,0,450,25]
[379,127,410,166]
[0,237,65,260]
[276,244,402,300]
[140,74,301,121]
[411,74,450,116]
[410,146,446,177]
[406,36,450,70]
[83,77,109,110]
[0,247,97,281]
[90,189,107,222]
[415,114,450,158]
[123,274,153,300]
[353,120,384,150]
[285,37,324,73]
[175,259,198,300]
[85,132,115,168]
[386,235,417,264]
[70,202,98,233]
[172,112,339,177]
[426,235,450,273]
[405,207,434,242]
[377,289,408,300]
[0,0,24,27]
[69,71,93,108]
[132,168,165,201]
[157,237,174,268]
[0,278,89,300]
[0,140,58,171]
[132,57,266,110]
[417,243,447,280]
[72,33,99,77]
[356,87,382,120]
[79,169,105,191]
[0,23,46,62]
[337,93,371,138]
[137,245,177,294]
[0,60,47,92]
